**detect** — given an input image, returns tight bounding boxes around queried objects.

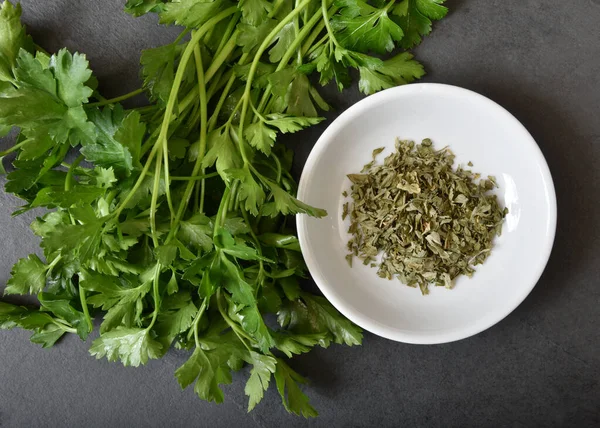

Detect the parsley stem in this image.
[214,187,231,233]
[241,208,266,290]
[45,254,62,276]
[78,286,93,333]
[301,3,339,56]
[87,88,145,107]
[205,34,238,83]
[150,149,163,246]
[255,4,324,114]
[294,0,303,65]
[322,0,341,48]
[192,298,208,347]
[193,44,209,214]
[216,289,253,351]
[0,138,31,157]
[163,33,215,244]
[173,28,190,45]
[52,320,77,334]
[148,263,161,330]
[271,152,283,183]
[238,0,311,140]
[124,7,237,229]
[169,172,219,181]
[304,32,328,57]
[65,154,84,192]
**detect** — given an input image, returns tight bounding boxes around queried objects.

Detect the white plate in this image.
[297,83,556,344]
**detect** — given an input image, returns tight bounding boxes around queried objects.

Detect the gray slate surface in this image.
[1,0,599,427]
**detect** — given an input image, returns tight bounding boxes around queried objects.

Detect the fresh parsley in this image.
[0,0,447,417]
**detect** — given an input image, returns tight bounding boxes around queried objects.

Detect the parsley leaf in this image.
[175,345,233,403]
[224,165,266,216]
[262,180,327,218]
[90,327,163,367]
[4,254,47,295]
[392,0,448,49]
[140,43,177,104]
[244,121,277,155]
[358,52,424,94]
[245,351,277,411]
[0,1,33,81]
[178,213,214,252]
[160,0,229,28]
[331,0,404,54]
[124,0,166,17]
[274,359,317,417]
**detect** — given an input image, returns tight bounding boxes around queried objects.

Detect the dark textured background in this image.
[1,1,599,427]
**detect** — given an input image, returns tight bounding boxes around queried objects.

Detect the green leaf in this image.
[268,69,329,117]
[0,1,33,82]
[100,301,136,333]
[262,181,327,218]
[224,165,265,216]
[114,110,145,168]
[268,22,295,63]
[81,106,134,174]
[201,126,242,177]
[239,0,272,25]
[244,121,276,155]
[392,0,448,49]
[358,52,424,95]
[14,50,60,96]
[219,254,256,306]
[237,20,277,53]
[95,166,118,189]
[80,270,152,310]
[4,254,47,295]
[238,304,274,353]
[125,0,166,16]
[38,292,90,340]
[140,43,177,104]
[155,291,197,347]
[41,221,104,262]
[223,216,251,236]
[331,0,404,54]
[160,0,230,28]
[0,301,54,331]
[167,270,179,294]
[244,351,277,411]
[309,44,351,91]
[30,323,65,348]
[274,359,318,418]
[274,332,329,358]
[90,327,163,367]
[278,295,363,346]
[30,185,106,209]
[51,48,94,107]
[0,155,5,175]
[214,228,269,261]
[178,213,214,252]
[233,62,276,89]
[174,345,233,403]
[0,50,96,146]
[155,244,179,266]
[18,134,56,160]
[258,233,301,251]
[265,114,323,133]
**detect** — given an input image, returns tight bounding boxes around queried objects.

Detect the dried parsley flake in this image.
[344,139,508,295]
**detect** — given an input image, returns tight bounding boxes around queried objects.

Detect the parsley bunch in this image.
[0,0,447,416]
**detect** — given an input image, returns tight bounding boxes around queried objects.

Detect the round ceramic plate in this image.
[297,83,556,344]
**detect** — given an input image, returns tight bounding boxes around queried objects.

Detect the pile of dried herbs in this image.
[344,139,507,294]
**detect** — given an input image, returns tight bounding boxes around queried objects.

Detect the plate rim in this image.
[296,83,557,344]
